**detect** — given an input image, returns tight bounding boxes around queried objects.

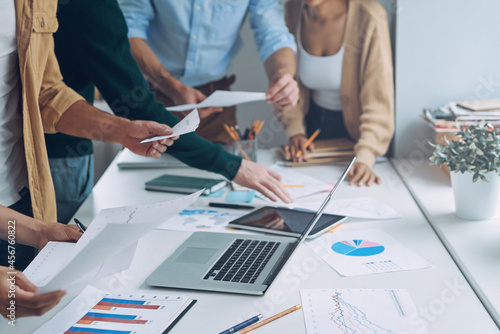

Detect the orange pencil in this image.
[282,184,304,188]
[255,120,264,135]
[295,129,320,158]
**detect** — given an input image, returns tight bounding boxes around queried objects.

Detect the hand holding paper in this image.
[141,109,200,143]
[167,91,266,112]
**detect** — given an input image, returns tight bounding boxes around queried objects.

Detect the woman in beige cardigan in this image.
[278,0,394,186]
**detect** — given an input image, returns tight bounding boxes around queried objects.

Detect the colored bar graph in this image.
[96,302,159,310]
[101,298,145,305]
[66,327,132,334]
[76,312,147,325]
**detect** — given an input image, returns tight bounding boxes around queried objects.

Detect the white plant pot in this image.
[450,171,500,220]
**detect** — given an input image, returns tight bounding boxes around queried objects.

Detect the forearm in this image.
[129,37,182,100]
[0,206,46,248]
[55,100,130,144]
[264,47,296,83]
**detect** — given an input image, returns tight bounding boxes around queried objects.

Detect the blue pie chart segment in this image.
[331,240,385,257]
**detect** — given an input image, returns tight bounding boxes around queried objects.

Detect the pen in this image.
[327,222,344,233]
[295,129,321,158]
[219,314,262,334]
[239,304,302,333]
[209,202,256,210]
[73,218,87,232]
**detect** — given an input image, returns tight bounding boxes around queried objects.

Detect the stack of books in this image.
[421,98,500,132]
[276,138,355,167]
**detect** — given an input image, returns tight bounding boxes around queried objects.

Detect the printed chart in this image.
[300,289,428,334]
[157,206,248,233]
[331,240,385,256]
[306,229,431,276]
[34,286,195,334]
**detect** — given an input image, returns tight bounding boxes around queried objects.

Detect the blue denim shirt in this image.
[118,0,296,87]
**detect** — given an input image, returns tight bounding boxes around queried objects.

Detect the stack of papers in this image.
[167,90,266,111]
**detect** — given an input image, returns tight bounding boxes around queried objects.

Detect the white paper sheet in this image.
[140,109,200,143]
[116,149,186,169]
[285,197,402,220]
[157,206,250,233]
[306,229,432,276]
[36,191,202,293]
[257,165,332,202]
[167,90,266,112]
[34,285,194,334]
[300,288,428,334]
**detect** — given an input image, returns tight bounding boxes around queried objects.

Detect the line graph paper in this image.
[300,289,428,334]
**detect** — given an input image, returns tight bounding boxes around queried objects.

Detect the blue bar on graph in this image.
[85,312,137,320]
[101,298,145,305]
[68,327,131,334]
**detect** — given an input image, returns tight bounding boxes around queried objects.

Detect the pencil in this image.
[295,129,320,158]
[327,223,344,233]
[224,123,251,161]
[282,184,305,188]
[239,304,302,334]
[254,120,264,135]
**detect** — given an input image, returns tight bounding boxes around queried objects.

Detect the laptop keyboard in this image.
[203,239,280,284]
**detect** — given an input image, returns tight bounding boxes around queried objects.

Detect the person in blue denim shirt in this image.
[119,0,300,144]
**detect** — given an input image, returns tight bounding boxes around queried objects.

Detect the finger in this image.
[349,167,362,185]
[271,84,298,106]
[262,175,293,203]
[254,183,278,202]
[375,175,382,184]
[146,122,173,136]
[266,168,282,182]
[366,173,377,187]
[147,146,161,158]
[159,138,175,146]
[152,142,167,153]
[358,170,371,187]
[15,299,62,317]
[16,289,65,310]
[283,145,292,161]
[65,225,83,242]
[266,76,288,101]
[14,272,38,293]
[299,139,308,160]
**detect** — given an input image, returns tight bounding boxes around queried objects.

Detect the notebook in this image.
[145,174,227,195]
[146,158,356,295]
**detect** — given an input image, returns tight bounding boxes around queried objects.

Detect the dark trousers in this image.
[0,188,38,271]
[305,98,351,141]
[152,75,237,145]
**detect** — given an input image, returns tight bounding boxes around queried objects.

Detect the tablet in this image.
[227,207,346,239]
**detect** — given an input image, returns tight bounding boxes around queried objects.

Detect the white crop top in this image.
[298,28,344,111]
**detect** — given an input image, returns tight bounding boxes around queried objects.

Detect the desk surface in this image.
[11,151,499,333]
[393,158,500,328]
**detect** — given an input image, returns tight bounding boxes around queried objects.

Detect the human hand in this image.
[120,121,178,158]
[283,134,314,162]
[233,160,293,203]
[36,222,82,250]
[348,162,381,187]
[0,266,66,318]
[266,73,299,110]
[173,84,223,119]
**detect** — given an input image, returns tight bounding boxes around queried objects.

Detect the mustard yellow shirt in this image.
[15,0,84,221]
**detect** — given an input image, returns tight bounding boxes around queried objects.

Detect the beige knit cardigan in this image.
[277,0,395,167]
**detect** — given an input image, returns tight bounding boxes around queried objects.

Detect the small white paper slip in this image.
[306,228,432,276]
[300,288,429,334]
[167,90,266,112]
[140,108,200,143]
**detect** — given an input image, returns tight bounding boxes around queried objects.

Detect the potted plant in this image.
[430,122,500,220]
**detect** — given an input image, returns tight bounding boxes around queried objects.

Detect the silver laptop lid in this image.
[298,157,356,242]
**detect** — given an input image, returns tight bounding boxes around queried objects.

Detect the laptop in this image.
[146,158,356,295]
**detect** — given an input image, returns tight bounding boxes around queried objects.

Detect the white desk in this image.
[11,151,499,333]
[393,159,500,328]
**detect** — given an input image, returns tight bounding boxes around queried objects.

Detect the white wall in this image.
[394,0,500,158]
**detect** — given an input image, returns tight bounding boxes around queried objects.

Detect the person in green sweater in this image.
[47,0,292,223]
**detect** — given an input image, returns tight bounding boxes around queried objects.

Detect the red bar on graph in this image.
[96,301,159,310]
[80,316,148,324]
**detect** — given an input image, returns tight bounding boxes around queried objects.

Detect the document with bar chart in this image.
[300,288,428,334]
[33,286,196,334]
[306,229,432,276]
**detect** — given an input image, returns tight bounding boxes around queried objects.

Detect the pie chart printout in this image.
[331,240,385,257]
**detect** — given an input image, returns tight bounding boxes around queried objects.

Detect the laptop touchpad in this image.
[174,247,217,264]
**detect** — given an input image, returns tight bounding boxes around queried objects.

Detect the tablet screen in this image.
[228,207,345,237]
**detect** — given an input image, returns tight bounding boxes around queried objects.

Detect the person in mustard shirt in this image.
[0,0,176,272]
[278,0,394,186]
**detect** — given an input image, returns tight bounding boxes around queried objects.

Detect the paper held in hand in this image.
[27,191,202,294]
[167,90,266,112]
[140,109,200,143]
